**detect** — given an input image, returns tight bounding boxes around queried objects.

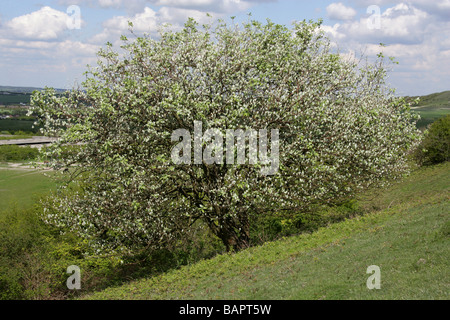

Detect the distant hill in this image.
[406,90,450,108]
[406,91,450,129]
[0,86,66,94]
[0,86,67,106]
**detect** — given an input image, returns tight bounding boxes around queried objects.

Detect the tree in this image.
[30,17,421,253]
[414,114,450,166]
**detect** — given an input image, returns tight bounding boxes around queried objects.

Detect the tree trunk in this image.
[205,213,250,252]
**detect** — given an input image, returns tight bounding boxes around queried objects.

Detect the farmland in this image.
[0,164,57,210]
[408,91,450,129]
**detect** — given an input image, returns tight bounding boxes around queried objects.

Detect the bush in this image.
[414,115,450,166]
[250,199,362,245]
[0,205,126,300]
[0,203,225,300]
[0,145,39,161]
[0,206,50,299]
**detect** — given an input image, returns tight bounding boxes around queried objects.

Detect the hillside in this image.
[407,91,450,129]
[0,86,66,106]
[0,86,66,94]
[81,162,449,300]
[408,91,450,108]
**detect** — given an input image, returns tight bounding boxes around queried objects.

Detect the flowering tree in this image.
[30,18,421,253]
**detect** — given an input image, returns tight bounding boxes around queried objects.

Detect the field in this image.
[0,93,30,105]
[409,91,450,129]
[0,86,65,106]
[413,106,450,129]
[0,86,56,134]
[81,162,449,300]
[0,119,40,133]
[0,164,57,211]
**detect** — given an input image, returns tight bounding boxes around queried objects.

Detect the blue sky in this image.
[1,0,449,96]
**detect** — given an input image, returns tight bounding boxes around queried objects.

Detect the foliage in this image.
[0,204,223,300]
[249,199,361,245]
[30,17,421,253]
[0,145,39,161]
[413,114,450,165]
[0,119,41,134]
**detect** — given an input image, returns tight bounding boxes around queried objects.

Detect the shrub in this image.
[414,114,450,166]
[0,145,39,161]
[250,198,362,245]
[0,203,225,300]
[0,205,126,300]
[0,206,50,299]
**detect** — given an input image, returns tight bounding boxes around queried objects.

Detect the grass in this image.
[414,108,450,129]
[408,90,450,129]
[409,91,450,108]
[80,162,449,300]
[0,135,34,140]
[0,166,57,211]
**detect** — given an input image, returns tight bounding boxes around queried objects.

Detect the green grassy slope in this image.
[0,167,57,211]
[408,91,450,129]
[82,162,450,300]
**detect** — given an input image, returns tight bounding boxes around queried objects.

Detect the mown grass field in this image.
[414,107,450,129]
[80,162,449,300]
[0,166,57,211]
[410,91,450,129]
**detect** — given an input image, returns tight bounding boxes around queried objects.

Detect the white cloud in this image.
[351,0,450,19]
[57,0,254,14]
[323,3,431,45]
[89,5,222,44]
[321,2,450,95]
[326,2,357,21]
[98,0,123,7]
[4,6,76,40]
[0,36,99,87]
[152,0,252,13]
[0,6,96,88]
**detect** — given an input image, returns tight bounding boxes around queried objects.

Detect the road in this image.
[0,136,57,146]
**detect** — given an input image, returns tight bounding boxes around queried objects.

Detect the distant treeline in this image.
[0,92,31,105]
[0,86,67,106]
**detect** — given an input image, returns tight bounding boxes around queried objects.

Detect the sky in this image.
[0,0,449,96]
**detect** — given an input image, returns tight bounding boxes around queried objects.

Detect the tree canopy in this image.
[30,17,421,253]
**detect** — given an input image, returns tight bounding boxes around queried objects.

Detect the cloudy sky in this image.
[1,0,449,96]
